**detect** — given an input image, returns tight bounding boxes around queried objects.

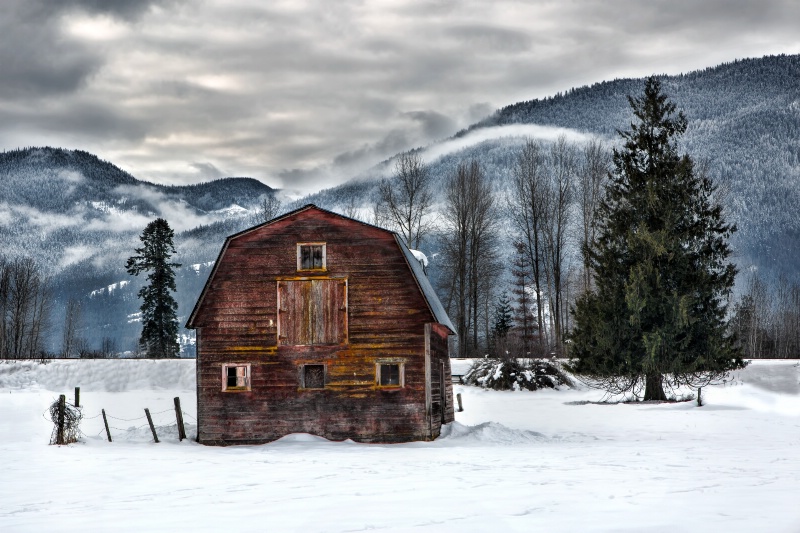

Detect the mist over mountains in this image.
[0,147,274,353]
[305,54,800,278]
[2,54,799,355]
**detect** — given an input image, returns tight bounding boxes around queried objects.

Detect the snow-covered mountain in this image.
[0,147,275,353]
[298,54,800,279]
[3,54,800,354]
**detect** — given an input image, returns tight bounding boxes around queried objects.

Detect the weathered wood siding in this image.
[428,323,455,437]
[192,207,451,444]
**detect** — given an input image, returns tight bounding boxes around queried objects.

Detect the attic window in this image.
[222,364,251,392]
[301,364,326,389]
[297,243,326,271]
[377,362,404,388]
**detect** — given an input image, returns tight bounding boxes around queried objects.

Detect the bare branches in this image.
[543,136,577,354]
[508,136,584,355]
[508,139,548,352]
[0,256,50,360]
[61,298,82,358]
[441,160,501,356]
[376,151,435,249]
[577,139,610,293]
[250,194,283,226]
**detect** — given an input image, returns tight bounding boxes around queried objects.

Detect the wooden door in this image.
[278,279,346,345]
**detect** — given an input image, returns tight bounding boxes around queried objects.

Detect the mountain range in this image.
[2,54,799,355]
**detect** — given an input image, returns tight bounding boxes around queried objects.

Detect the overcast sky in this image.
[2,0,799,196]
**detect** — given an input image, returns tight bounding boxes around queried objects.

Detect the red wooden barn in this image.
[186,204,456,445]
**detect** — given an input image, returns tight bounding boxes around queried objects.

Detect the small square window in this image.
[302,364,325,389]
[222,364,251,392]
[297,243,326,271]
[377,363,403,387]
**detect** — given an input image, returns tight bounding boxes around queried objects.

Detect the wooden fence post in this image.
[456,393,463,412]
[174,397,187,441]
[57,394,66,444]
[144,408,159,443]
[102,409,112,442]
[74,387,80,408]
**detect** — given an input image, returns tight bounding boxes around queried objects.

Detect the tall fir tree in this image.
[570,77,745,400]
[490,291,514,358]
[126,218,181,358]
[493,291,514,339]
[510,241,536,355]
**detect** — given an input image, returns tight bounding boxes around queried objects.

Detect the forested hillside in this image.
[304,55,800,276]
[2,54,800,358]
[0,147,275,355]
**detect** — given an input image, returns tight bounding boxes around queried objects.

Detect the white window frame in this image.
[375,360,405,388]
[297,242,327,271]
[221,363,251,392]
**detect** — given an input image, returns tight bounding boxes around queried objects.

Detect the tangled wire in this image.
[49,398,83,445]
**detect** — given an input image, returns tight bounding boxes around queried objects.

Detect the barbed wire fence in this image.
[45,388,195,445]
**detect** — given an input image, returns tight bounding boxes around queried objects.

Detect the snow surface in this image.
[89,280,130,298]
[410,249,428,268]
[1,359,800,532]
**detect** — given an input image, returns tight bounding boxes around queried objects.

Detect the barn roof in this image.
[186,204,455,334]
[394,235,455,334]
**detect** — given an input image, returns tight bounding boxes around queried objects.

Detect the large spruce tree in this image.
[126,218,181,358]
[571,77,745,400]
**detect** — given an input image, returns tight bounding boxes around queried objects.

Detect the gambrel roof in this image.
[186,204,455,334]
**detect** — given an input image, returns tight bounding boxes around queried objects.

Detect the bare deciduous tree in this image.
[508,139,548,354]
[542,136,576,354]
[0,256,50,360]
[341,195,361,220]
[251,194,283,225]
[441,160,499,357]
[376,151,435,249]
[61,298,82,358]
[577,139,610,293]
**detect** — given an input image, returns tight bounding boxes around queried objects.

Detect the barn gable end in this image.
[187,204,455,444]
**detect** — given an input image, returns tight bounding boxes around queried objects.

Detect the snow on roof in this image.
[410,249,428,268]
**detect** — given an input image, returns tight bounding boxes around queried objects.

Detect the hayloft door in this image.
[278,279,347,345]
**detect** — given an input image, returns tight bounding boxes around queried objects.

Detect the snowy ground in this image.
[1,359,799,532]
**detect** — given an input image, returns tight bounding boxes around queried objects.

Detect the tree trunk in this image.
[643,373,668,401]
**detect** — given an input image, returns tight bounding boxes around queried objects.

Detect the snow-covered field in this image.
[1,359,799,532]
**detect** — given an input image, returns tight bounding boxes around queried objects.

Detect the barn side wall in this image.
[193,209,447,444]
[427,323,455,438]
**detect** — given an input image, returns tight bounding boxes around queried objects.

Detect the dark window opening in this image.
[227,366,238,388]
[300,245,324,270]
[222,364,250,391]
[379,363,400,386]
[303,364,325,389]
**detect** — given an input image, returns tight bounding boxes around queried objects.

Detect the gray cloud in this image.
[466,103,494,124]
[43,0,170,20]
[446,24,532,53]
[0,0,172,99]
[0,2,100,99]
[402,111,458,141]
[1,0,799,195]
[276,168,332,197]
[190,162,226,181]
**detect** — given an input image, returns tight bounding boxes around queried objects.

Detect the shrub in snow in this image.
[462,358,572,391]
[49,396,82,445]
